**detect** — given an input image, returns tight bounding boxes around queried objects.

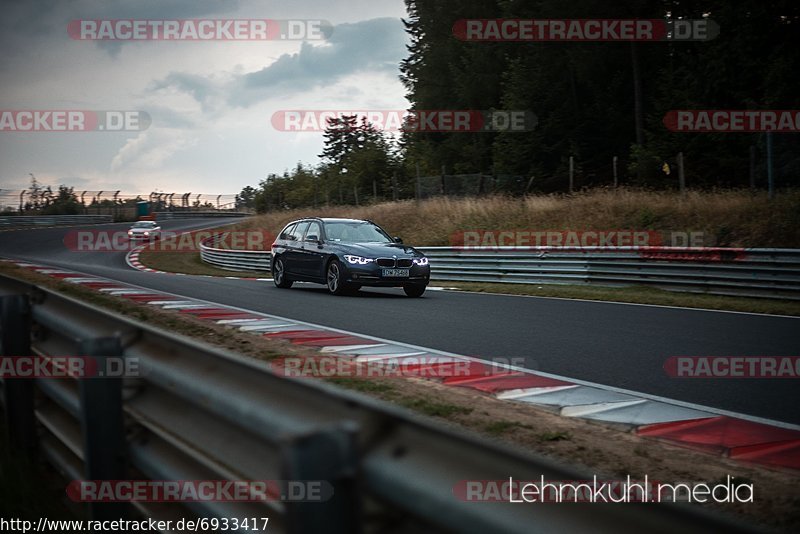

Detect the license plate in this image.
[382,268,410,277]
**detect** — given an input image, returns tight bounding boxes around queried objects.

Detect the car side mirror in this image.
[394,236,403,244]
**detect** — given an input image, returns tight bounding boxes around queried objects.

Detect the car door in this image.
[298,221,325,280]
[275,222,297,272]
[284,221,309,276]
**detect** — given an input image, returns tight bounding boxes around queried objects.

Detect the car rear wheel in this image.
[326,260,349,295]
[403,284,426,298]
[273,257,293,288]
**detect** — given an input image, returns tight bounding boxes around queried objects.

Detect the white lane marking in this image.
[561,400,649,418]
[436,287,799,319]
[353,352,430,362]
[319,344,386,353]
[497,386,578,400]
[239,324,298,332]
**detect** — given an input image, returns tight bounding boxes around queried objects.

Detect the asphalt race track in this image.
[1,219,798,424]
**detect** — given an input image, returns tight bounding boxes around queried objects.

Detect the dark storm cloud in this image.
[233,17,405,105]
[0,0,241,59]
[148,17,406,112]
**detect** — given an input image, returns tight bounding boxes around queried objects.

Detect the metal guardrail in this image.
[0,215,113,228]
[199,235,800,300]
[0,273,752,533]
[421,246,800,300]
[200,234,271,272]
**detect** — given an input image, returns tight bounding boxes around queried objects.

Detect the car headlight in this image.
[344,255,374,265]
[413,257,429,266]
[127,231,133,235]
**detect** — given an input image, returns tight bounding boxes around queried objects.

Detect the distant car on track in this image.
[127,220,161,240]
[271,217,430,297]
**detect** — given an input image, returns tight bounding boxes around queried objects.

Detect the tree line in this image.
[240,0,799,212]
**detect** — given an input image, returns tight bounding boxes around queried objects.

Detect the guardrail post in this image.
[0,294,37,456]
[77,336,127,520]
[281,422,360,534]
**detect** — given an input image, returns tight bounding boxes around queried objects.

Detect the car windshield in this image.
[131,222,155,228]
[324,221,392,244]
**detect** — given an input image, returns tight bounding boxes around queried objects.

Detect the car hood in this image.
[331,242,423,257]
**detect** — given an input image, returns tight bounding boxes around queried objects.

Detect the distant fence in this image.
[417,173,533,199]
[154,211,250,220]
[0,189,240,214]
[0,215,113,229]
[198,238,800,300]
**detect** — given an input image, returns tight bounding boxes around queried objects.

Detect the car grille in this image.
[376,258,414,268]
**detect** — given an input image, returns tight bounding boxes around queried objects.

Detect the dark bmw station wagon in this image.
[270,218,431,297]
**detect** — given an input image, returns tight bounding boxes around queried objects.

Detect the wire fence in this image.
[417,173,534,199]
[0,189,240,215]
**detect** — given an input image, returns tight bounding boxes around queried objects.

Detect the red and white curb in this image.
[6,259,800,472]
[125,239,269,281]
[126,246,160,273]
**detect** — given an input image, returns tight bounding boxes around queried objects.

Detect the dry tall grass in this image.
[227,188,800,248]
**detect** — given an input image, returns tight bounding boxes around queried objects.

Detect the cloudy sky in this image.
[0,0,409,197]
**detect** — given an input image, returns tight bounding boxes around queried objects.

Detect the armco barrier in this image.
[200,234,271,271]
[0,214,113,228]
[199,234,800,300]
[0,273,754,533]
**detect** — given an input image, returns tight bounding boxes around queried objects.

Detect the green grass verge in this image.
[435,281,800,316]
[398,399,474,418]
[137,249,268,278]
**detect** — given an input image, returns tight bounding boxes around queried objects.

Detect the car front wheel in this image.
[403,284,426,298]
[326,260,349,295]
[273,257,293,288]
